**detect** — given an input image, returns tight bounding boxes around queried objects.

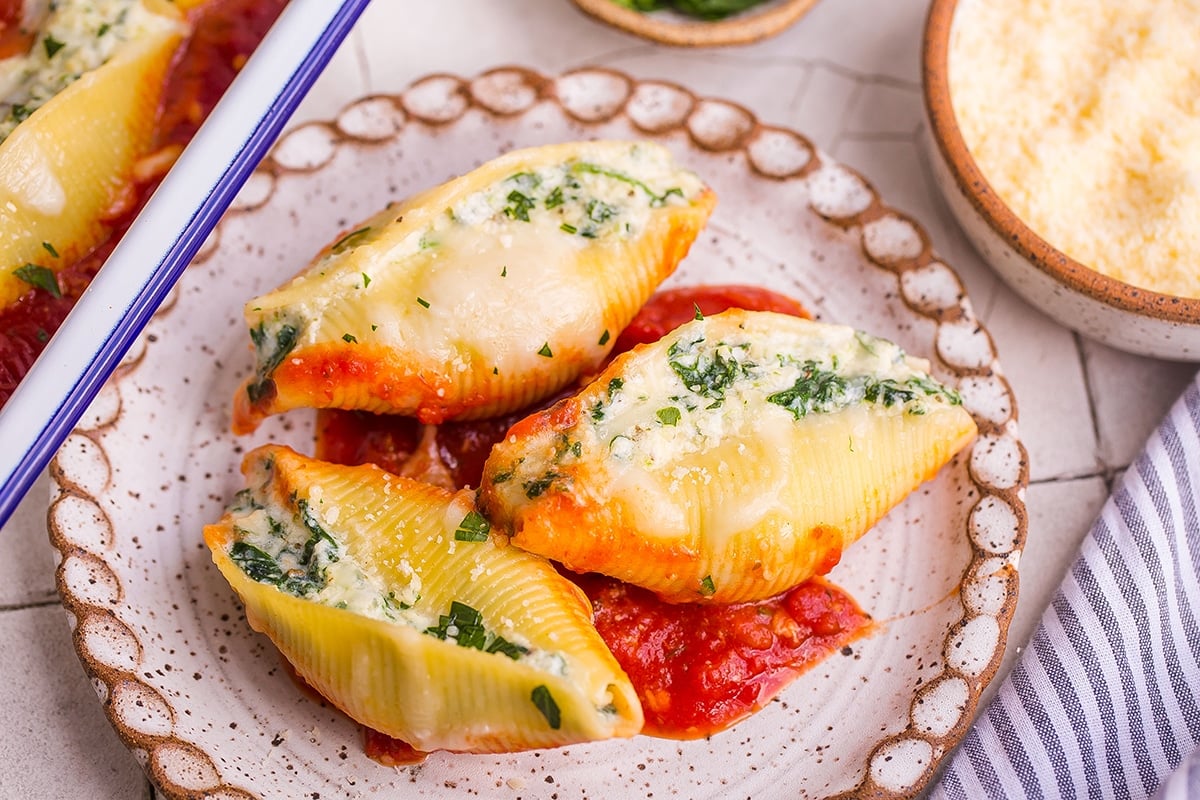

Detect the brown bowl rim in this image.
[922,0,1200,325]
[570,0,819,47]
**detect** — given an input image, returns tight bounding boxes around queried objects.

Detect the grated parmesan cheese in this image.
[949,0,1200,298]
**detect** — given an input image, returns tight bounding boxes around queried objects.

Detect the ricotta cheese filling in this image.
[0,0,162,142]
[586,319,961,472]
[222,466,562,674]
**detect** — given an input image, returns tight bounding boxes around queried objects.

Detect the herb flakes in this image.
[13,264,61,298]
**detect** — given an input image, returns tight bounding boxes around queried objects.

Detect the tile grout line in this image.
[1072,330,1121,491]
[1029,466,1129,486]
[0,597,61,613]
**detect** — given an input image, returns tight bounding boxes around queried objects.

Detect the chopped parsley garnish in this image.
[656,407,681,426]
[537,342,553,358]
[523,472,558,498]
[487,636,530,660]
[43,35,65,59]
[767,360,961,418]
[599,329,611,346]
[571,162,685,207]
[425,601,530,660]
[10,104,31,124]
[699,575,716,597]
[331,226,371,254]
[382,591,413,614]
[667,337,752,402]
[454,510,491,542]
[865,375,961,407]
[503,190,536,222]
[13,264,61,298]
[425,601,486,648]
[854,330,878,355]
[42,241,59,258]
[608,377,624,393]
[586,198,617,225]
[501,266,507,277]
[560,223,577,234]
[342,333,357,343]
[545,186,565,209]
[361,272,371,288]
[35,328,48,343]
[693,303,704,321]
[416,296,430,308]
[766,361,848,419]
[97,22,111,36]
[551,434,582,462]
[531,685,562,729]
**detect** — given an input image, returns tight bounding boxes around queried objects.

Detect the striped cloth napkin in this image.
[931,373,1200,799]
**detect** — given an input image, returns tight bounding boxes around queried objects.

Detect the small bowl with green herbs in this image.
[571,0,819,46]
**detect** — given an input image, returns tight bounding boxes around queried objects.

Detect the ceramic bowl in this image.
[922,0,1200,361]
[570,0,819,46]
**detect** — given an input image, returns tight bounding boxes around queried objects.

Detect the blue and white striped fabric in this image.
[932,373,1200,800]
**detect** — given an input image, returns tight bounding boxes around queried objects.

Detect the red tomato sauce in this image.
[316,285,872,755]
[0,0,286,407]
[613,284,810,353]
[0,0,32,59]
[578,573,868,738]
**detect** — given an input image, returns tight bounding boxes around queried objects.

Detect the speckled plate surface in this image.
[48,67,1027,800]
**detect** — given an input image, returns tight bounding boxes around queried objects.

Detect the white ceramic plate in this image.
[48,67,1027,800]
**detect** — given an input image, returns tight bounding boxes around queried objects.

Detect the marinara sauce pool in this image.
[316,284,873,753]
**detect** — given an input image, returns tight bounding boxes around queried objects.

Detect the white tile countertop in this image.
[1,1,1194,797]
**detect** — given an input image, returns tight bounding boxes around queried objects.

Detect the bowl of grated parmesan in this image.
[922,0,1200,360]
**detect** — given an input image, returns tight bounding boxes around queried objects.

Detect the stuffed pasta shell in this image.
[479,310,978,604]
[204,445,642,752]
[0,0,187,306]
[231,140,716,434]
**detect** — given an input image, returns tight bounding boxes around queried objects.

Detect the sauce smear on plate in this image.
[315,284,870,754]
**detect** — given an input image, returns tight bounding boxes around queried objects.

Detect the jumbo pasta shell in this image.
[231,140,716,434]
[0,0,187,306]
[204,445,642,753]
[479,310,978,604]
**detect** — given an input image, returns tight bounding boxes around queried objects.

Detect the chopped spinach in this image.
[246,322,299,404]
[230,541,284,584]
[531,685,562,729]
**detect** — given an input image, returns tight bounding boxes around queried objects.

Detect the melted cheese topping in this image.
[240,141,711,426]
[251,142,703,368]
[949,0,1200,297]
[581,314,956,540]
[0,0,164,142]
